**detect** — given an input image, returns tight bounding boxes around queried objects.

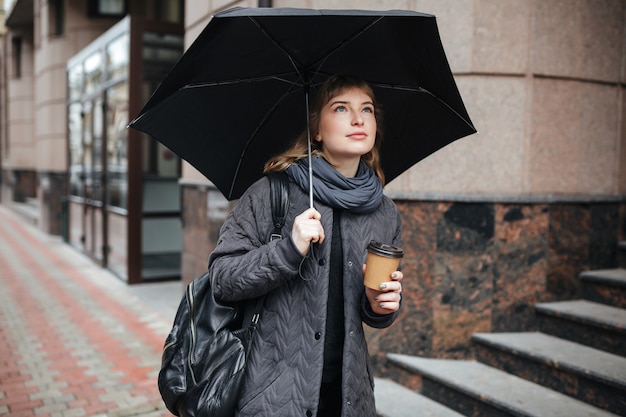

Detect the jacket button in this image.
[318,258,325,266]
[306,410,313,417]
[347,261,353,266]
[314,332,321,340]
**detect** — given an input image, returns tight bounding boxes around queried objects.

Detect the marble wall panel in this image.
[492,204,549,331]
[181,185,625,363]
[589,204,622,269]
[366,200,439,361]
[181,184,236,285]
[432,202,494,357]
[181,185,211,285]
[547,204,591,300]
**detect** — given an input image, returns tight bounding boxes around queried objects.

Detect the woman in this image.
[208,74,404,417]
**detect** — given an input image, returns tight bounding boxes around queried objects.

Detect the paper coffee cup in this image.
[364,240,403,290]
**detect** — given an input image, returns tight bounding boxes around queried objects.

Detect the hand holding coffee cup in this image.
[364,240,404,290]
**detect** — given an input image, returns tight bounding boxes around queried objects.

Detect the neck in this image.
[324,155,360,178]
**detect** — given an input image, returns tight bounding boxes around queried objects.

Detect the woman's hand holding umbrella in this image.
[291,208,325,255]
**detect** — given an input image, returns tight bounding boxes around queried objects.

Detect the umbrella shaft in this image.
[306,91,314,209]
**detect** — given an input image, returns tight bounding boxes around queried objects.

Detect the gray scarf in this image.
[285,156,383,214]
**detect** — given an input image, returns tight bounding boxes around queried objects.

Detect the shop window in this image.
[84,52,102,94]
[88,0,127,18]
[11,37,21,79]
[68,63,83,101]
[106,82,129,209]
[153,0,183,24]
[68,103,84,197]
[106,34,129,81]
[66,16,184,282]
[49,0,64,36]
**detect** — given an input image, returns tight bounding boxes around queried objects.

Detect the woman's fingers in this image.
[291,208,325,255]
[365,277,403,313]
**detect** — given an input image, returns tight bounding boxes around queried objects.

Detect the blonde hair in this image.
[264,74,385,185]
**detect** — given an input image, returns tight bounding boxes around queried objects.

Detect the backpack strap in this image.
[245,172,290,325]
[267,172,290,242]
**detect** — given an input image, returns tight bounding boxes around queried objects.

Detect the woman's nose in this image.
[352,114,364,126]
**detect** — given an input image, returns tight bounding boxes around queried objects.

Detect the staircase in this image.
[375,242,626,417]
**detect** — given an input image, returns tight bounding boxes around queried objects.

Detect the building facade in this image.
[1,0,184,283]
[178,0,626,360]
[0,0,624,358]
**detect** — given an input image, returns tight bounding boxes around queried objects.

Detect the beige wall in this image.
[182,0,626,197]
[4,29,35,170]
[387,0,625,197]
[33,0,121,172]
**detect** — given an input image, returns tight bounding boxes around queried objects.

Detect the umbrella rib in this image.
[183,74,302,89]
[248,16,307,86]
[371,83,476,131]
[246,15,382,85]
[309,16,384,77]
[228,83,300,199]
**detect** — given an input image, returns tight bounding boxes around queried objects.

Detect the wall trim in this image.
[179,178,626,205]
[385,192,626,204]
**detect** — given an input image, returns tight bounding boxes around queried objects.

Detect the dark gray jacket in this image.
[208,175,402,417]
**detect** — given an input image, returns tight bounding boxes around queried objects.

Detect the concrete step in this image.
[10,200,39,226]
[374,378,464,417]
[580,268,626,308]
[386,353,620,417]
[472,332,626,415]
[535,299,626,356]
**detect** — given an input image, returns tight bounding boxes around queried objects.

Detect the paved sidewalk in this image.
[0,205,183,417]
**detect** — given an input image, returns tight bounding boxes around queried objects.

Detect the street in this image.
[0,205,181,417]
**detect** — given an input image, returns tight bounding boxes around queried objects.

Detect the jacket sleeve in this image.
[361,294,400,329]
[207,178,303,302]
[360,199,403,329]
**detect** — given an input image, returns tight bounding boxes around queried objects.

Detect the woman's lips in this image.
[348,132,367,139]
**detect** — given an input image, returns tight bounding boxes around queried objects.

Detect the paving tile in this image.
[0,206,173,417]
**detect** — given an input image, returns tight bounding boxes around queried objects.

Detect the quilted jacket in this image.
[208,175,402,417]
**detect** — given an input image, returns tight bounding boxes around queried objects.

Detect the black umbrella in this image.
[129,7,476,202]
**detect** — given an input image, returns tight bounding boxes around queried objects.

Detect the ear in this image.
[315,134,322,142]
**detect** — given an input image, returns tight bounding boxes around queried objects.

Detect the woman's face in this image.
[316,87,377,174]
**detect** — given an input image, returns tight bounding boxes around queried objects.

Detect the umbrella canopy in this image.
[129,7,476,200]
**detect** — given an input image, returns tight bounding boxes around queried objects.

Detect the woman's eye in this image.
[334,105,347,112]
[362,106,374,113]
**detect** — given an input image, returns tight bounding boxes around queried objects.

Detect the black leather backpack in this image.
[158,172,289,417]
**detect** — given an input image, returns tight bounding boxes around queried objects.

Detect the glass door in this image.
[105,81,129,278]
[67,16,184,283]
[76,97,107,264]
[68,100,85,250]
